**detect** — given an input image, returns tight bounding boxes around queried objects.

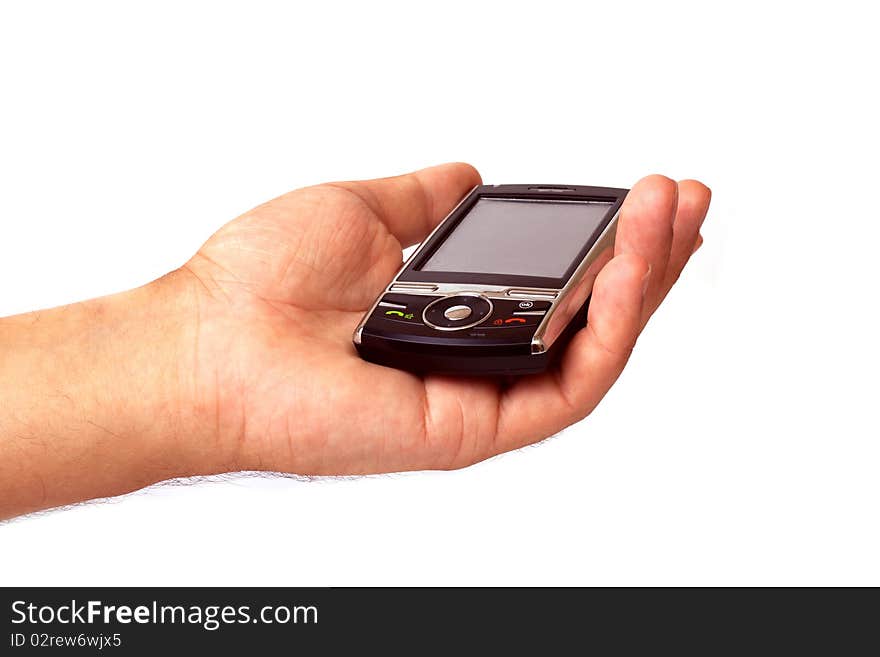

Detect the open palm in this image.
[179,163,710,475]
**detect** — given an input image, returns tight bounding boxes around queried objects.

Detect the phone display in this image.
[420,198,613,278]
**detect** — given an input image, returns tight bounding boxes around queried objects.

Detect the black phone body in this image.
[353,184,628,376]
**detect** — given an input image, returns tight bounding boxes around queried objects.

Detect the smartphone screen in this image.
[418,198,613,278]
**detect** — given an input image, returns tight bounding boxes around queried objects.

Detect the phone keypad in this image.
[370,294,552,333]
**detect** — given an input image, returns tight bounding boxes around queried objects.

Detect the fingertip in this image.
[673,180,712,250]
[679,178,711,197]
[637,173,677,187]
[450,161,483,186]
[632,174,679,206]
[678,179,712,211]
[417,162,482,189]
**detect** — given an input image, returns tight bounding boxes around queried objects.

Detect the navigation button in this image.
[423,295,493,330]
[443,305,472,321]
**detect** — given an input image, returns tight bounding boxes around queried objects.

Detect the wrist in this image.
[98,272,215,479]
[0,272,229,517]
[98,269,248,482]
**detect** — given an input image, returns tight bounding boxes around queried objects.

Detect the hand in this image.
[179,163,710,474]
[0,163,710,518]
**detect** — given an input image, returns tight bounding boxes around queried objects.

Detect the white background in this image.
[1,1,878,586]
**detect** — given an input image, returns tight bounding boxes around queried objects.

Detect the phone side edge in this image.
[530,207,622,355]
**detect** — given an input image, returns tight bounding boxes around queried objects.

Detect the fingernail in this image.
[641,264,652,297]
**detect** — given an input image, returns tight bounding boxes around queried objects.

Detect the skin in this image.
[0,163,710,519]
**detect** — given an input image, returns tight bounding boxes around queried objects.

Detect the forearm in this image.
[0,273,212,519]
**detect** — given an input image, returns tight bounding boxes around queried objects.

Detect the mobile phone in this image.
[353,184,627,376]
